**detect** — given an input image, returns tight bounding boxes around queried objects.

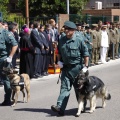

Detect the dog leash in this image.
[57,70,61,84]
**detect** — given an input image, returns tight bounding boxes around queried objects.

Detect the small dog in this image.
[76,70,111,117]
[3,67,30,107]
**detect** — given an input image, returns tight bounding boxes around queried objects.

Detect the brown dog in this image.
[3,67,30,107]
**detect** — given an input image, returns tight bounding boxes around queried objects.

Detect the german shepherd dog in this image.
[76,70,111,117]
[3,67,30,107]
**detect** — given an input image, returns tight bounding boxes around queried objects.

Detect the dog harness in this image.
[84,76,104,94]
[78,76,104,95]
[11,75,24,91]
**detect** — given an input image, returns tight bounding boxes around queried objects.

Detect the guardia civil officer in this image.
[51,21,89,116]
[0,26,18,106]
[84,26,93,66]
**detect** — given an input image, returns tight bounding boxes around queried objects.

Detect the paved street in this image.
[0,59,120,120]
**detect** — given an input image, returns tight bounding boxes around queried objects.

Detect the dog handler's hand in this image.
[57,61,63,68]
[82,66,88,73]
[6,56,12,63]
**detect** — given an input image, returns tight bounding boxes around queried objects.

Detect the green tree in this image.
[0,0,9,20]
[18,0,89,17]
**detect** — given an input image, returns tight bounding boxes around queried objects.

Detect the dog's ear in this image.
[85,70,89,77]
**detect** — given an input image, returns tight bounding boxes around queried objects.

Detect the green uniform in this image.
[118,29,120,57]
[109,29,117,59]
[84,32,92,66]
[115,28,119,57]
[91,30,99,64]
[0,28,18,102]
[57,33,89,112]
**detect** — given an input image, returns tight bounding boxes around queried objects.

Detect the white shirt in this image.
[101,30,109,47]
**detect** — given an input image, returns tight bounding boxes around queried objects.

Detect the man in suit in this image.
[31,22,44,78]
[38,25,49,76]
[44,24,54,65]
[49,19,59,42]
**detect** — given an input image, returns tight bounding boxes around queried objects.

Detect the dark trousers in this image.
[88,49,92,66]
[42,54,50,73]
[118,43,120,56]
[109,43,115,59]
[34,54,42,75]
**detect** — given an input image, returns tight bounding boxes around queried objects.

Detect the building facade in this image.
[86,0,120,9]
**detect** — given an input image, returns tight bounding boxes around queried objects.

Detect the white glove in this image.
[57,61,63,68]
[6,56,12,63]
[82,66,88,73]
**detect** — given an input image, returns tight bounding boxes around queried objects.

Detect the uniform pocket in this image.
[68,46,79,57]
[0,41,5,50]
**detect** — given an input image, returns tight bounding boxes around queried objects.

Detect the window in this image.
[114,3,120,6]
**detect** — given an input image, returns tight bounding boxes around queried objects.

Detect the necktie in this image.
[48,33,50,41]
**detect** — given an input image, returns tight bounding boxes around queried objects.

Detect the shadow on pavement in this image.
[14,107,96,116]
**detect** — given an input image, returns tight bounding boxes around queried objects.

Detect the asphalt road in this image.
[0,59,120,120]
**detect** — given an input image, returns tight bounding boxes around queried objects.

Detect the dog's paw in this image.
[93,108,96,112]
[11,103,16,107]
[75,113,80,117]
[102,103,106,108]
[11,99,15,101]
[25,100,28,103]
[89,110,94,113]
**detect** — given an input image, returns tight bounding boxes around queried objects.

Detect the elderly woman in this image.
[20,28,34,79]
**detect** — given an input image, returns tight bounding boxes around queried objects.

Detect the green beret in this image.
[64,21,77,29]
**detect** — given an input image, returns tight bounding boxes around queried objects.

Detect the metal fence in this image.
[13,14,120,31]
[69,14,120,25]
[14,16,58,32]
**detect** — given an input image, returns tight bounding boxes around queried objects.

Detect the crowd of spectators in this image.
[0,19,120,81]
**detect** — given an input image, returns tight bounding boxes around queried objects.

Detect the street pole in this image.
[67,0,69,14]
[25,0,29,26]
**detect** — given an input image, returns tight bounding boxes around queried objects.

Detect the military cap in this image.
[91,24,98,27]
[64,21,77,29]
[102,25,107,28]
[112,23,116,26]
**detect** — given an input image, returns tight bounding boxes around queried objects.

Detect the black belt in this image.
[63,64,79,68]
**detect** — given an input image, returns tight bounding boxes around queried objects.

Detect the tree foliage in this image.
[0,0,9,19]
[18,0,89,17]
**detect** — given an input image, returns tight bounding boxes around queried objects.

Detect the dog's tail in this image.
[104,87,111,100]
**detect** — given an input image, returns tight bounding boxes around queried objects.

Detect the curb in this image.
[0,58,120,90]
